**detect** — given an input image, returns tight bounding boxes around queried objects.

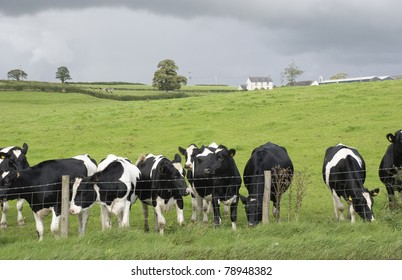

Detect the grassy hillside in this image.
[1,80,402,259]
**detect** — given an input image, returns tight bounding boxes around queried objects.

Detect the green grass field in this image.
[1,80,402,259]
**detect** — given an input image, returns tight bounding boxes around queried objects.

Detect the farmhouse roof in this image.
[248,76,273,83]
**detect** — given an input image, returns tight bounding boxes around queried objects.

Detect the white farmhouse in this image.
[244,76,273,90]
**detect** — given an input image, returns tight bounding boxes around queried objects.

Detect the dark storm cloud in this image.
[1,1,402,84]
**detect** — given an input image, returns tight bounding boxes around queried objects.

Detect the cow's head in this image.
[160,154,188,197]
[0,143,29,171]
[240,195,261,227]
[387,130,402,153]
[203,145,236,176]
[178,144,198,170]
[349,188,380,221]
[69,175,98,215]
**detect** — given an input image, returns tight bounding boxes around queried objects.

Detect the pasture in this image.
[1,80,402,259]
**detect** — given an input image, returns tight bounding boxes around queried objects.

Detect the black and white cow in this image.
[323,144,379,222]
[0,143,29,228]
[379,130,402,209]
[240,142,294,226]
[0,155,97,240]
[178,142,219,223]
[134,153,188,235]
[69,154,141,231]
[192,144,241,230]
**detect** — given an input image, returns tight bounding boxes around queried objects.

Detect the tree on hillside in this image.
[330,72,348,80]
[56,66,72,83]
[152,59,187,92]
[281,62,304,86]
[7,69,27,81]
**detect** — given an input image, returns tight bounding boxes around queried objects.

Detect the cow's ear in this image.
[178,146,186,156]
[22,143,28,154]
[229,149,236,157]
[240,195,247,205]
[370,188,380,197]
[173,153,181,163]
[348,196,353,202]
[387,133,395,143]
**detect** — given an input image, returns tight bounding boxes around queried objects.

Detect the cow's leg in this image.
[212,197,221,226]
[331,190,345,221]
[191,195,197,222]
[204,199,212,223]
[229,199,238,230]
[141,202,149,232]
[348,202,356,223]
[16,199,25,226]
[175,197,184,225]
[77,208,90,236]
[153,200,166,235]
[1,200,8,229]
[33,211,45,241]
[386,184,396,209]
[120,200,131,228]
[196,195,204,223]
[50,209,61,238]
[100,205,112,230]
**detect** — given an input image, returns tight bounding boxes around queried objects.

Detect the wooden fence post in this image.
[262,171,272,224]
[60,175,70,238]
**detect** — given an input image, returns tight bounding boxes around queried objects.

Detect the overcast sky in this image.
[1,0,401,86]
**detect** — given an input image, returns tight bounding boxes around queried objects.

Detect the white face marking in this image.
[1,171,10,179]
[363,192,372,209]
[184,145,197,169]
[172,162,185,178]
[13,150,22,158]
[325,147,363,185]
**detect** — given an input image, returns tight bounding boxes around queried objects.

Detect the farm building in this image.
[319,75,395,85]
[238,76,273,91]
[287,80,319,87]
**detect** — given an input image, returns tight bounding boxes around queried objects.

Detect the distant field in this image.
[72,82,237,97]
[1,80,402,259]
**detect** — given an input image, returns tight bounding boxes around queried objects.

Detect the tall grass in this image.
[1,80,402,259]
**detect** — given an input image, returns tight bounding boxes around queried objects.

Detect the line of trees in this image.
[6,60,347,90]
[7,66,72,83]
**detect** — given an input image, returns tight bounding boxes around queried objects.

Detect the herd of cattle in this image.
[0,130,402,240]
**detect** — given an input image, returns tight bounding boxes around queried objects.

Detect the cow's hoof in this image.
[17,220,26,226]
[0,223,7,230]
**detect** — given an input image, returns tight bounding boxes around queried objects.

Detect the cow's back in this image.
[323,144,366,191]
[30,158,90,185]
[244,143,293,189]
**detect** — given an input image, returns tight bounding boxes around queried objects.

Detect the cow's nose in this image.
[204,168,211,174]
[69,209,75,215]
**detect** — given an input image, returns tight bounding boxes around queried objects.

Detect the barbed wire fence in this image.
[0,168,401,240]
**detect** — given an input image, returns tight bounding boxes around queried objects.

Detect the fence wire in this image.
[0,168,399,239]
